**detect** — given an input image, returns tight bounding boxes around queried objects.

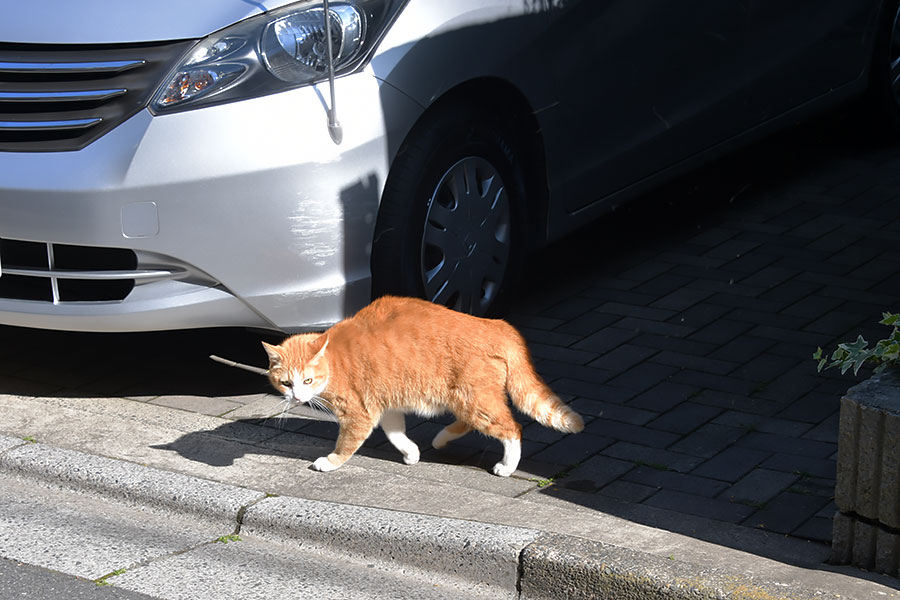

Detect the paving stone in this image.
[649,288,715,311]
[542,297,598,320]
[669,370,761,397]
[585,420,680,449]
[632,273,704,297]
[597,480,657,503]
[803,310,867,337]
[528,342,597,366]
[759,453,836,480]
[553,313,624,338]
[507,313,567,331]
[570,400,653,425]
[708,336,775,364]
[601,442,703,474]
[645,489,756,524]
[605,363,679,394]
[618,260,674,284]
[703,239,761,261]
[629,334,717,356]
[646,403,723,435]
[558,383,632,405]
[782,295,844,320]
[803,412,840,442]
[534,360,614,386]
[558,455,635,493]
[755,372,828,406]
[775,391,841,424]
[691,390,781,416]
[650,351,737,376]
[787,476,836,499]
[792,515,834,544]
[530,432,613,466]
[595,302,676,322]
[742,491,832,535]
[587,345,658,372]
[571,326,638,354]
[739,266,797,289]
[667,423,745,459]
[691,446,770,482]
[723,251,780,274]
[735,432,836,459]
[519,327,583,347]
[624,466,729,498]
[719,469,799,506]
[628,381,698,412]
[687,318,755,345]
[687,226,740,247]
[611,317,695,339]
[759,280,823,306]
[581,286,658,306]
[667,303,731,330]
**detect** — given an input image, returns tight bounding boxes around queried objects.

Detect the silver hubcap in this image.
[891,6,900,102]
[420,156,511,316]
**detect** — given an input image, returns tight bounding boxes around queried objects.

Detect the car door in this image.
[736,0,880,123]
[538,0,749,213]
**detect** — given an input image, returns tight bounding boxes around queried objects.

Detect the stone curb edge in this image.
[0,434,834,599]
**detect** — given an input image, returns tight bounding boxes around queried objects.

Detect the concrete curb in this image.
[0,434,861,599]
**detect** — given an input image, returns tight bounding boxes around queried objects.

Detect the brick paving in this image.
[493,112,900,544]
[2,110,900,548]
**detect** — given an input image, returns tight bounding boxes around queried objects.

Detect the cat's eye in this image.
[280,379,292,388]
[303,377,313,385]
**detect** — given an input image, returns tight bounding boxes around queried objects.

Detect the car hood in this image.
[1,0,298,44]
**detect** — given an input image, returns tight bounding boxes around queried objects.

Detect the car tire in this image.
[866,0,900,130]
[371,102,527,317]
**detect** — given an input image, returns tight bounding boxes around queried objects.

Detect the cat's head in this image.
[261,333,329,404]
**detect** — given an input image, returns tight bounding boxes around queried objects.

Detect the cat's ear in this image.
[261,341,283,366]
[310,334,329,361]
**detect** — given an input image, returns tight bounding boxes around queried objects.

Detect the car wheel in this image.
[867,0,900,130]
[372,103,526,317]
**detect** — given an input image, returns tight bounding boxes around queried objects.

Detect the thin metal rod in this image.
[209,355,269,376]
[322,0,342,144]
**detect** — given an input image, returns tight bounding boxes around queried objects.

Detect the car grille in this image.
[0,40,194,152]
[0,238,189,303]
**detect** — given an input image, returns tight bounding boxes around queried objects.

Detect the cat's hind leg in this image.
[432,420,472,449]
[380,410,420,465]
[466,394,523,477]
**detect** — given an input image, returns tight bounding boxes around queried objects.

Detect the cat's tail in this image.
[504,329,584,433]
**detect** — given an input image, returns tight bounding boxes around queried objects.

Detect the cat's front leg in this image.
[310,417,374,472]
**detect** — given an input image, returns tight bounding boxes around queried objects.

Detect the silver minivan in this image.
[0,0,896,332]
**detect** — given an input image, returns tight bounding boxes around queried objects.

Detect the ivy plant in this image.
[814,312,900,375]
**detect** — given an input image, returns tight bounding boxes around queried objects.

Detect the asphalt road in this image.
[0,558,155,600]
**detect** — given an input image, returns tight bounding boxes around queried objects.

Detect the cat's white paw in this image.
[402,447,420,465]
[311,456,339,472]
[492,462,516,477]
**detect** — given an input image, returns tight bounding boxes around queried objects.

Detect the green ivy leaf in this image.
[880,312,899,326]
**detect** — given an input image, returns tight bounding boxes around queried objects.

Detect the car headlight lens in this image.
[151,0,403,113]
[262,5,363,81]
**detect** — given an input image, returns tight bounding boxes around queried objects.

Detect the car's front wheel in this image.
[372,102,526,317]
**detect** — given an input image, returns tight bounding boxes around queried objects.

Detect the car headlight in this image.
[150,0,406,113]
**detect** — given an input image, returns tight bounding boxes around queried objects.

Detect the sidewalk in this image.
[1,112,900,597]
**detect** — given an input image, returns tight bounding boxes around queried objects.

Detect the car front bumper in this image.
[0,72,409,332]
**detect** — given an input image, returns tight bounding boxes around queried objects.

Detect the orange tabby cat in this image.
[262,296,584,477]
